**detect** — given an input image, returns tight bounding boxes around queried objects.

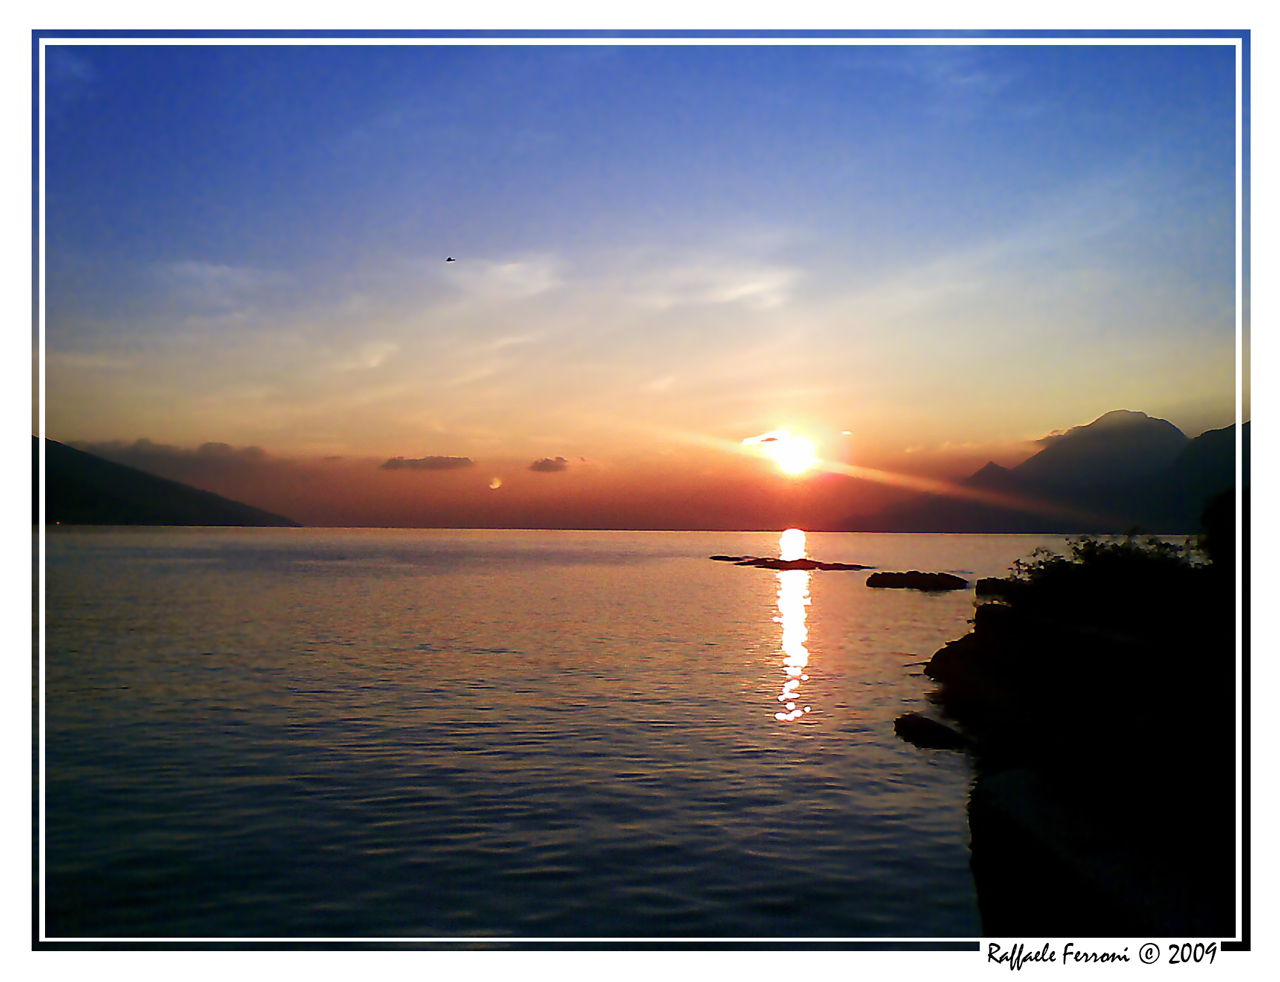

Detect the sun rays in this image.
[741,429,819,475]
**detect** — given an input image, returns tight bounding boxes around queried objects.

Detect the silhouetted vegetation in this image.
[919,492,1239,936]
[993,534,1211,637]
[930,507,1235,774]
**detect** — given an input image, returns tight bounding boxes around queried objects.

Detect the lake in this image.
[40,528,1073,941]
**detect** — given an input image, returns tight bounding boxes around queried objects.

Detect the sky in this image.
[38,37,1243,528]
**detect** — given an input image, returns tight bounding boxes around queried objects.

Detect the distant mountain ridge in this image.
[1009,410,1189,490]
[36,437,301,527]
[845,411,1244,534]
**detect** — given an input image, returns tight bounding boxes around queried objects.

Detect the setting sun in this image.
[742,429,819,475]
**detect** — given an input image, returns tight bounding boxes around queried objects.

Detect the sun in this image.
[742,429,819,475]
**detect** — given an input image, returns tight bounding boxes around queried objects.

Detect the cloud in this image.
[887,46,1021,122]
[381,455,475,471]
[481,333,541,353]
[66,438,286,486]
[640,375,675,393]
[150,260,284,314]
[46,351,135,372]
[445,256,564,301]
[741,430,788,447]
[529,456,569,472]
[626,259,798,310]
[192,441,270,463]
[330,341,399,372]
[72,437,273,470]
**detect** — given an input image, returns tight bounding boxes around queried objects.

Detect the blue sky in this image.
[39,38,1242,523]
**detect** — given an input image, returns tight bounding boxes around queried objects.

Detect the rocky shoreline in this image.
[896,510,1238,937]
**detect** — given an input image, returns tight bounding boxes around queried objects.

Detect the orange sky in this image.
[60,433,1062,529]
[39,40,1241,528]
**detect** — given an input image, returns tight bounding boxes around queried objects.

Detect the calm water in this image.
[41,528,1069,940]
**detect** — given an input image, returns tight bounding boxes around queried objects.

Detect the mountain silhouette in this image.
[35,437,301,527]
[1104,421,1245,532]
[845,411,1243,534]
[1009,410,1189,490]
[964,460,1015,489]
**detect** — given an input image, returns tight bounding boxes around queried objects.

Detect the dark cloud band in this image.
[529,456,569,472]
[381,455,475,471]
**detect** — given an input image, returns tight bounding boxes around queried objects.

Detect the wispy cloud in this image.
[621,256,799,310]
[830,170,1151,323]
[480,333,541,353]
[444,256,565,302]
[890,46,1023,122]
[150,260,285,314]
[329,341,399,372]
[46,351,135,372]
[639,375,675,393]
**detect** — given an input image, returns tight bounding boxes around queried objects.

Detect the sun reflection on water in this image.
[773,529,812,723]
[778,527,806,561]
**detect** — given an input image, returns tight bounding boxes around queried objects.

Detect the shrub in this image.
[1012,534,1196,584]
[1003,535,1203,635]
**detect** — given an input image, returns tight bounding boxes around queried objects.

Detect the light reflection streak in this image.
[779,527,806,561]
[645,425,1114,526]
[773,529,813,723]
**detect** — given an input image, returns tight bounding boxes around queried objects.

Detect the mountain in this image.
[965,460,1015,489]
[35,437,301,527]
[845,412,1242,534]
[1008,410,1189,490]
[1110,421,1246,532]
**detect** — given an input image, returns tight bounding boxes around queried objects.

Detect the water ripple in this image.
[37,528,1045,939]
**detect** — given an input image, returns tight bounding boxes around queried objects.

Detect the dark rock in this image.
[739,557,822,570]
[813,560,874,570]
[918,527,1237,937]
[968,767,1235,937]
[923,632,981,685]
[971,602,1026,637]
[976,576,1021,597]
[866,570,968,591]
[893,712,970,750]
[744,557,872,571]
[711,556,873,571]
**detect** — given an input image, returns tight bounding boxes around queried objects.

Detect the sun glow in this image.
[779,527,806,561]
[742,429,819,475]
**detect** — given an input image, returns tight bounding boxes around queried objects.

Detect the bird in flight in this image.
[446,257,456,262]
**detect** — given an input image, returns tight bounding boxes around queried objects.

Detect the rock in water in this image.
[708,555,873,570]
[867,570,968,591]
[893,713,971,750]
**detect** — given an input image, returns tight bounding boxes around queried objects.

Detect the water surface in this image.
[42,529,1067,939]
